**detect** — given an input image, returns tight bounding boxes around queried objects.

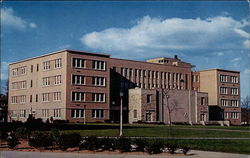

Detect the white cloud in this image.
[217,52,224,56]
[1,7,37,30]
[1,62,9,80]
[80,16,249,58]
[244,68,250,74]
[232,57,241,62]
[57,44,71,50]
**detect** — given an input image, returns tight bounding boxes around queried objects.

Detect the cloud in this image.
[217,52,224,56]
[80,16,249,59]
[1,62,9,80]
[1,7,37,30]
[244,68,250,74]
[232,57,241,62]
[57,44,71,50]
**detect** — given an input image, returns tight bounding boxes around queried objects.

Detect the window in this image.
[54,75,61,85]
[20,95,26,103]
[42,109,49,118]
[20,110,26,118]
[133,110,137,119]
[71,109,84,118]
[53,109,61,118]
[12,111,17,118]
[42,93,49,102]
[92,109,104,118]
[220,99,228,106]
[231,100,239,107]
[53,92,61,101]
[92,93,105,102]
[147,94,151,103]
[220,75,227,82]
[121,67,124,75]
[54,58,62,68]
[36,94,38,102]
[20,66,26,75]
[72,75,85,85]
[92,60,105,70]
[231,76,238,83]
[231,112,239,119]
[30,95,32,103]
[72,92,85,102]
[37,64,39,72]
[12,82,18,90]
[231,88,238,95]
[220,87,228,94]
[11,96,17,104]
[30,80,33,88]
[43,77,50,86]
[20,81,26,89]
[72,58,85,68]
[12,68,18,76]
[224,112,228,119]
[31,65,33,73]
[201,97,205,105]
[43,61,50,70]
[92,77,105,86]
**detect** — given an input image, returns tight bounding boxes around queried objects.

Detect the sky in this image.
[1,1,250,98]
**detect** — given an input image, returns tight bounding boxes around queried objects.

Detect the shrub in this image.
[168,143,178,154]
[146,140,164,154]
[117,137,131,152]
[0,131,8,140]
[15,127,29,139]
[28,131,53,149]
[134,139,148,152]
[6,132,20,149]
[79,136,101,151]
[182,145,190,155]
[100,137,117,151]
[50,128,60,144]
[58,133,81,151]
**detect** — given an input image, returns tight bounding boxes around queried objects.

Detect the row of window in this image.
[72,58,106,70]
[43,75,62,86]
[71,109,104,118]
[220,99,239,107]
[72,75,105,86]
[220,87,239,95]
[219,75,239,83]
[12,66,27,77]
[43,58,62,70]
[72,92,106,102]
[12,81,27,90]
[223,112,239,119]
[42,92,61,102]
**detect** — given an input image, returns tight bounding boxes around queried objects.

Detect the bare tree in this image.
[241,96,250,109]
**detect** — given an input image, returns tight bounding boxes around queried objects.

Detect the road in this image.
[1,150,249,158]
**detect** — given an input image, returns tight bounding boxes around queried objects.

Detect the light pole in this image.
[119,91,124,137]
[84,105,86,125]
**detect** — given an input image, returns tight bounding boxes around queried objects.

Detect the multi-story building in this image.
[197,69,241,125]
[8,49,241,125]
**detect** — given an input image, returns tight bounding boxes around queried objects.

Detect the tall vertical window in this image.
[54,58,62,68]
[20,66,26,75]
[53,92,61,101]
[231,76,238,83]
[43,77,50,86]
[19,110,26,118]
[11,96,17,104]
[72,75,85,85]
[42,109,49,118]
[224,112,228,119]
[72,58,85,68]
[36,94,38,102]
[92,109,104,118]
[20,95,26,103]
[31,65,33,73]
[92,93,105,102]
[12,82,18,90]
[201,97,206,105]
[92,60,105,70]
[231,88,238,95]
[147,94,151,103]
[30,95,32,102]
[12,68,18,76]
[231,100,239,107]
[42,93,50,102]
[220,87,228,94]
[54,75,61,85]
[220,75,228,82]
[231,112,239,119]
[92,77,105,86]
[133,110,137,118]
[37,64,39,72]
[30,80,33,88]
[220,99,228,106]
[53,109,61,118]
[72,92,85,102]
[20,81,27,89]
[43,61,50,70]
[71,109,84,118]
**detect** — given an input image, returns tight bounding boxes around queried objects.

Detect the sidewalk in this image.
[1,150,249,158]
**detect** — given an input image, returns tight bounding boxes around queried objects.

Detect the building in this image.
[198,69,241,125]
[8,49,241,125]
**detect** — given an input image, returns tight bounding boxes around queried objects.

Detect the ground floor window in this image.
[231,112,239,119]
[42,109,49,118]
[133,110,137,119]
[53,109,61,118]
[146,112,152,121]
[92,109,104,118]
[200,113,206,121]
[71,109,84,118]
[19,110,26,118]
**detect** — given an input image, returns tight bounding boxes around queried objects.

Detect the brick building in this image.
[8,49,241,125]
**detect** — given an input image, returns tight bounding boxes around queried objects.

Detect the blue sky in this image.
[1,1,250,98]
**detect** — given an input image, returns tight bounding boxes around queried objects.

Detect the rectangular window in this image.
[220,87,228,94]
[12,111,17,118]
[37,64,39,72]
[71,109,84,118]
[42,109,49,118]
[231,100,239,107]
[43,61,50,70]
[53,92,61,101]
[231,112,239,119]
[220,75,227,82]
[72,75,85,85]
[92,93,105,102]
[133,110,137,119]
[12,82,18,90]
[231,76,238,83]
[20,110,26,118]
[20,66,26,75]
[20,95,26,103]
[220,99,228,106]
[54,75,62,85]
[92,77,105,86]
[73,58,85,68]
[92,109,104,118]
[36,94,38,102]
[30,80,33,88]
[201,97,205,105]
[20,81,27,89]
[231,88,238,95]
[11,96,17,104]
[43,77,50,86]
[42,93,49,102]
[224,112,228,119]
[54,58,62,68]
[12,68,18,76]
[147,94,151,103]
[92,60,105,70]
[72,92,85,102]
[30,95,32,103]
[31,65,33,73]
[53,109,61,118]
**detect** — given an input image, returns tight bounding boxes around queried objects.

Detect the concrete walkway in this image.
[1,150,249,158]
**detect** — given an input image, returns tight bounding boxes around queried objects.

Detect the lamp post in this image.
[84,105,86,125]
[119,91,124,137]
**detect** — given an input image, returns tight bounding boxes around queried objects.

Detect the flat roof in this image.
[198,68,240,73]
[9,49,110,65]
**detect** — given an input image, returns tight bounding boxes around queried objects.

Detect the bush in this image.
[50,128,60,145]
[0,131,8,140]
[146,140,164,154]
[15,127,29,139]
[58,133,81,151]
[134,139,148,152]
[182,145,190,155]
[100,137,117,151]
[79,136,101,151]
[28,131,53,149]
[117,137,131,152]
[6,132,20,149]
[168,143,178,154]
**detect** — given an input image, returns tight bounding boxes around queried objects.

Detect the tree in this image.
[241,96,250,109]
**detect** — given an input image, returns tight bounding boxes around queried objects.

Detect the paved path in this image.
[175,127,250,133]
[1,150,249,158]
